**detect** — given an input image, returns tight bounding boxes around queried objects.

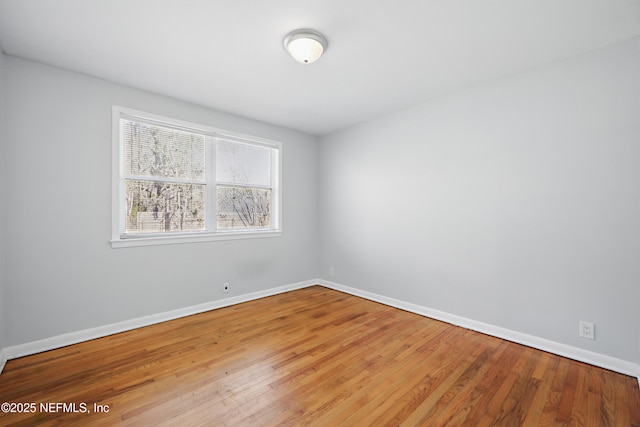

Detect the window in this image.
[112,107,281,247]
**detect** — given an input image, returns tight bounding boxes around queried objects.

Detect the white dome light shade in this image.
[287,38,323,64]
[283,29,327,64]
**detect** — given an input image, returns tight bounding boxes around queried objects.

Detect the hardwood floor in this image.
[0,286,638,426]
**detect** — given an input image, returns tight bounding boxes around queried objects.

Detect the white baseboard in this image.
[0,279,317,374]
[2,278,639,383]
[0,348,7,374]
[318,279,640,379]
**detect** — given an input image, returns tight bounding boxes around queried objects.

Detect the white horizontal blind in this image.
[216,138,274,230]
[122,119,206,234]
[216,139,271,186]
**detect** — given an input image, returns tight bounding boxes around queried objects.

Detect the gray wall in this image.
[0,51,6,354]
[2,56,319,347]
[319,38,640,363]
[2,38,639,369]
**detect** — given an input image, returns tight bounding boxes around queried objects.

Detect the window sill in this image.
[110,230,282,248]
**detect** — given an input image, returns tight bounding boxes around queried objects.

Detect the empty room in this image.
[0,0,639,425]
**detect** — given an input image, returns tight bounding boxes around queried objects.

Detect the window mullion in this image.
[124,175,206,185]
[216,181,273,190]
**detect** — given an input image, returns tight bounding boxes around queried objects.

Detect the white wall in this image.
[2,56,319,347]
[319,38,640,364]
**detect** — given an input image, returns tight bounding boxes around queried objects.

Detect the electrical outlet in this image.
[579,321,595,340]
[222,283,230,293]
[329,267,335,277]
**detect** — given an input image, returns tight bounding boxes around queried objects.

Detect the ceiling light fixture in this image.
[283,29,327,64]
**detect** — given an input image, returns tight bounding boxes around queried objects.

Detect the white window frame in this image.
[111,106,282,248]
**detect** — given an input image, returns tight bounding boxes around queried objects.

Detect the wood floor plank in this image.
[520,355,560,426]
[0,286,638,426]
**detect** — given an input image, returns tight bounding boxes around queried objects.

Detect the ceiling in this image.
[0,0,639,136]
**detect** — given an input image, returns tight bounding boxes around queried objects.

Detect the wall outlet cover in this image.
[579,321,595,340]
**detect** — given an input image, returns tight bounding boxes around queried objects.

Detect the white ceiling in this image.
[1,0,639,135]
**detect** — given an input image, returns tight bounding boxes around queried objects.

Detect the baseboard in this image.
[318,279,640,379]
[0,279,317,373]
[2,278,639,383]
[0,348,7,375]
